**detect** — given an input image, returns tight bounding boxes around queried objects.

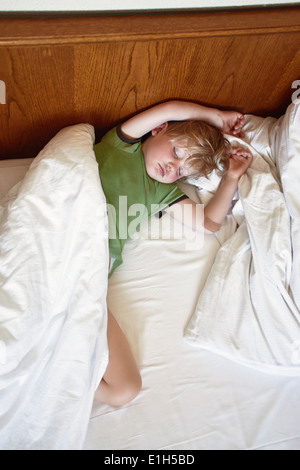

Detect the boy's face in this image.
[142,123,190,184]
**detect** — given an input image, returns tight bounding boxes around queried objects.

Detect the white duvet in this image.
[184,102,300,375]
[0,124,109,449]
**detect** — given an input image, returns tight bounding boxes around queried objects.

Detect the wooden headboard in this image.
[1,7,300,159]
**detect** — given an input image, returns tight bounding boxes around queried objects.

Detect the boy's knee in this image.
[95,371,142,408]
[113,373,142,407]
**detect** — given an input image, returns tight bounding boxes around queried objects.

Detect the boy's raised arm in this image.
[120,100,244,139]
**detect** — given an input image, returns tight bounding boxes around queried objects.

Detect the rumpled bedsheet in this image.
[184,102,300,375]
[0,124,109,449]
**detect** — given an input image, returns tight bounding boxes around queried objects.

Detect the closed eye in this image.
[173,147,179,158]
[173,146,188,178]
[177,166,185,178]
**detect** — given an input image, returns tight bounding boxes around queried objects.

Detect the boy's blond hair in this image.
[166,120,228,179]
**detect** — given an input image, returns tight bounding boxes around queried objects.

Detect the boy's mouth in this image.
[158,163,165,177]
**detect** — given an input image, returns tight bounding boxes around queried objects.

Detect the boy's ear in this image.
[151,122,168,136]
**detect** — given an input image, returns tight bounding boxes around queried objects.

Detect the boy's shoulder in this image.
[100,126,141,153]
[116,126,141,145]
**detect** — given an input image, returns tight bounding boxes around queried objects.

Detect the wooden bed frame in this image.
[0,6,300,159]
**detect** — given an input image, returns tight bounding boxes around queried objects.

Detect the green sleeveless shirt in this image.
[93,127,185,275]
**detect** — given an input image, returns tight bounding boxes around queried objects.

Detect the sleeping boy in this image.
[93,100,252,407]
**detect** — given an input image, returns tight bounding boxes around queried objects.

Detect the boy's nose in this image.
[166,161,177,173]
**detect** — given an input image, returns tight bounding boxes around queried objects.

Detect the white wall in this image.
[0,0,299,12]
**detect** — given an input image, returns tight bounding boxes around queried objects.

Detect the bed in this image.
[1,7,300,451]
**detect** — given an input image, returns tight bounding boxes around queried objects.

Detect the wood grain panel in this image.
[0,45,75,157]
[0,8,300,159]
[1,8,300,45]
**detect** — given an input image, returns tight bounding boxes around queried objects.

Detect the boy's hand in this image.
[226,147,253,180]
[219,111,245,137]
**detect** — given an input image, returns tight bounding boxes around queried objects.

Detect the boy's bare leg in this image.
[94,308,142,407]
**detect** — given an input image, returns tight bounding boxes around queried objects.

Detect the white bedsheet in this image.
[85,210,300,450]
[0,125,109,450]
